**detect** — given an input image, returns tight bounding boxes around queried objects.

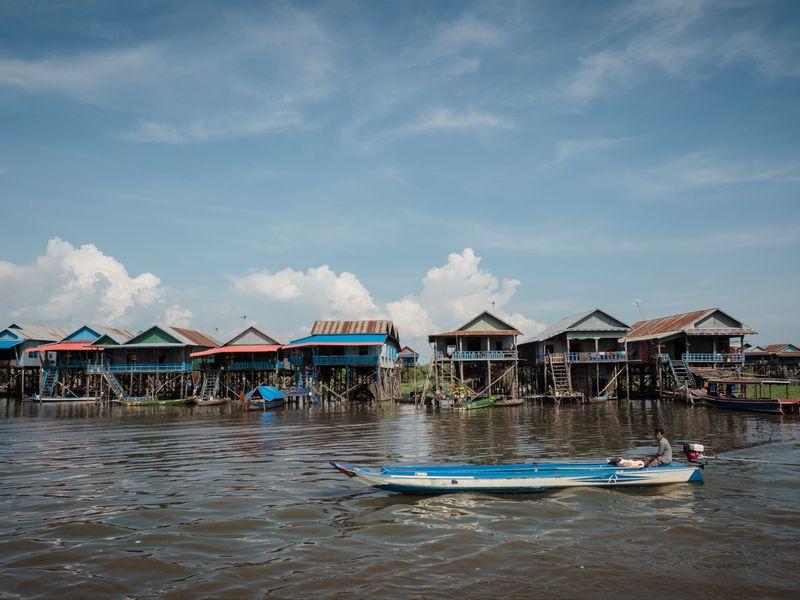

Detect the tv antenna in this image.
[632,299,645,320]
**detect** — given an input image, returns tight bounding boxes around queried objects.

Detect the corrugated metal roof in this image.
[398,346,418,356]
[311,320,398,339]
[169,326,220,348]
[762,343,800,353]
[429,311,522,340]
[86,325,136,344]
[222,326,281,347]
[531,308,630,342]
[284,333,387,348]
[625,308,756,342]
[190,345,281,358]
[5,323,68,342]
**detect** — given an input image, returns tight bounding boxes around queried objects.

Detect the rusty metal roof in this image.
[762,343,800,353]
[169,326,221,348]
[311,320,398,339]
[625,308,756,342]
[428,330,520,342]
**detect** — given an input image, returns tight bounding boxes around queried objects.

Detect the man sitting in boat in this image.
[648,428,672,467]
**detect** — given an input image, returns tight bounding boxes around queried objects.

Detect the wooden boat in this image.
[27,396,100,403]
[331,459,703,494]
[245,385,285,410]
[454,396,497,411]
[697,378,794,414]
[115,397,192,406]
[589,393,609,403]
[493,397,524,406]
[194,396,228,406]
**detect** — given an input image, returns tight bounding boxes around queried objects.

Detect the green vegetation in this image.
[745,383,800,399]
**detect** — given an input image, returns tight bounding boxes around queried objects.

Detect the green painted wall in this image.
[129,327,181,345]
[460,312,513,332]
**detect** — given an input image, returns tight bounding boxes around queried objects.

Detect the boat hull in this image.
[701,395,782,414]
[194,397,228,406]
[27,396,100,403]
[247,398,285,410]
[331,461,703,494]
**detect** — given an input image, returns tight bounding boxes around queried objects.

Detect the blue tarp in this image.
[0,340,22,350]
[284,334,387,348]
[247,385,285,400]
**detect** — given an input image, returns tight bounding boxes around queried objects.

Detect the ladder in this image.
[39,367,58,397]
[200,371,220,401]
[547,354,571,395]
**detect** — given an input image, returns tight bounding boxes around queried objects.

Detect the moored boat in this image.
[454,395,497,411]
[115,397,192,406]
[27,396,100,403]
[245,385,286,410]
[698,378,794,414]
[330,457,703,494]
[194,396,228,406]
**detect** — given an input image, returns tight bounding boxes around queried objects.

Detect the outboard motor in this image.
[683,443,706,467]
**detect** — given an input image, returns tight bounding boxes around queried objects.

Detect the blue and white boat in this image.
[245,385,286,410]
[330,459,703,494]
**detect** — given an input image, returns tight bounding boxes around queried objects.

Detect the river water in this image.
[0,398,797,599]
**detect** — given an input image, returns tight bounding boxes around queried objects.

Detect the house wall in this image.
[104,347,192,365]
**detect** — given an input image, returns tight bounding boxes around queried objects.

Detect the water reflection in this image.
[0,397,797,598]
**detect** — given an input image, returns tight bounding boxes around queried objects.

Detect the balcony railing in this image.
[313,355,379,366]
[436,350,518,361]
[231,361,277,370]
[682,353,744,363]
[565,351,628,363]
[87,363,193,373]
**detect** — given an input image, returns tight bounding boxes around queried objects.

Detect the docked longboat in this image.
[697,378,800,414]
[245,385,286,410]
[454,396,498,411]
[330,458,704,494]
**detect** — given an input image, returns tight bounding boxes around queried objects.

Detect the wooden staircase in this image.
[200,371,220,401]
[547,354,571,395]
[664,355,695,389]
[95,364,126,400]
[39,367,58,397]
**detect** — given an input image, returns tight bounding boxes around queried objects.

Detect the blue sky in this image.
[0,0,798,348]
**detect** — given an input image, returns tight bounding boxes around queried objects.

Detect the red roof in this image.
[626,308,755,341]
[28,342,104,353]
[190,345,281,358]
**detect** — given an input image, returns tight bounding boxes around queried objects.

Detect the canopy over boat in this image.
[330,460,703,494]
[246,386,285,401]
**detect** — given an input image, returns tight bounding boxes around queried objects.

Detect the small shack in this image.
[744,343,800,378]
[428,311,521,400]
[190,326,284,400]
[283,320,400,401]
[519,308,630,399]
[397,346,419,368]
[0,323,67,398]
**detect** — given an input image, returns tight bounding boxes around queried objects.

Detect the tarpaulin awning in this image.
[28,342,104,354]
[283,334,387,349]
[246,385,285,400]
[190,344,281,358]
[0,340,23,350]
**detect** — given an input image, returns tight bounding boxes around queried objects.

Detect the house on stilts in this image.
[190,326,285,401]
[623,307,756,397]
[518,308,630,400]
[428,311,521,401]
[397,346,419,368]
[283,320,400,401]
[744,343,800,378]
[89,325,219,401]
[28,324,135,400]
[0,324,67,399]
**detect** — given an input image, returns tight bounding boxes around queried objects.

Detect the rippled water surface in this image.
[1,398,798,599]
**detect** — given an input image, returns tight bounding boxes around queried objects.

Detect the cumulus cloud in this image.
[230,248,543,346]
[231,265,382,320]
[163,304,193,327]
[0,237,161,324]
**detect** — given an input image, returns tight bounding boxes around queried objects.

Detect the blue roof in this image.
[246,385,285,400]
[0,340,23,350]
[284,333,387,348]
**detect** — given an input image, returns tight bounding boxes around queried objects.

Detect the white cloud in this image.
[555,0,800,108]
[386,297,436,339]
[232,265,382,320]
[551,137,634,164]
[0,237,161,324]
[230,248,543,345]
[163,304,192,327]
[628,151,800,197]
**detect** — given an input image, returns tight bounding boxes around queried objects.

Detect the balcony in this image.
[87,363,193,373]
[231,361,277,370]
[565,351,628,363]
[436,350,518,361]
[313,355,379,366]
[682,353,744,363]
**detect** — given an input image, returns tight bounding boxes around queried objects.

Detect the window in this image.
[28,351,38,358]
